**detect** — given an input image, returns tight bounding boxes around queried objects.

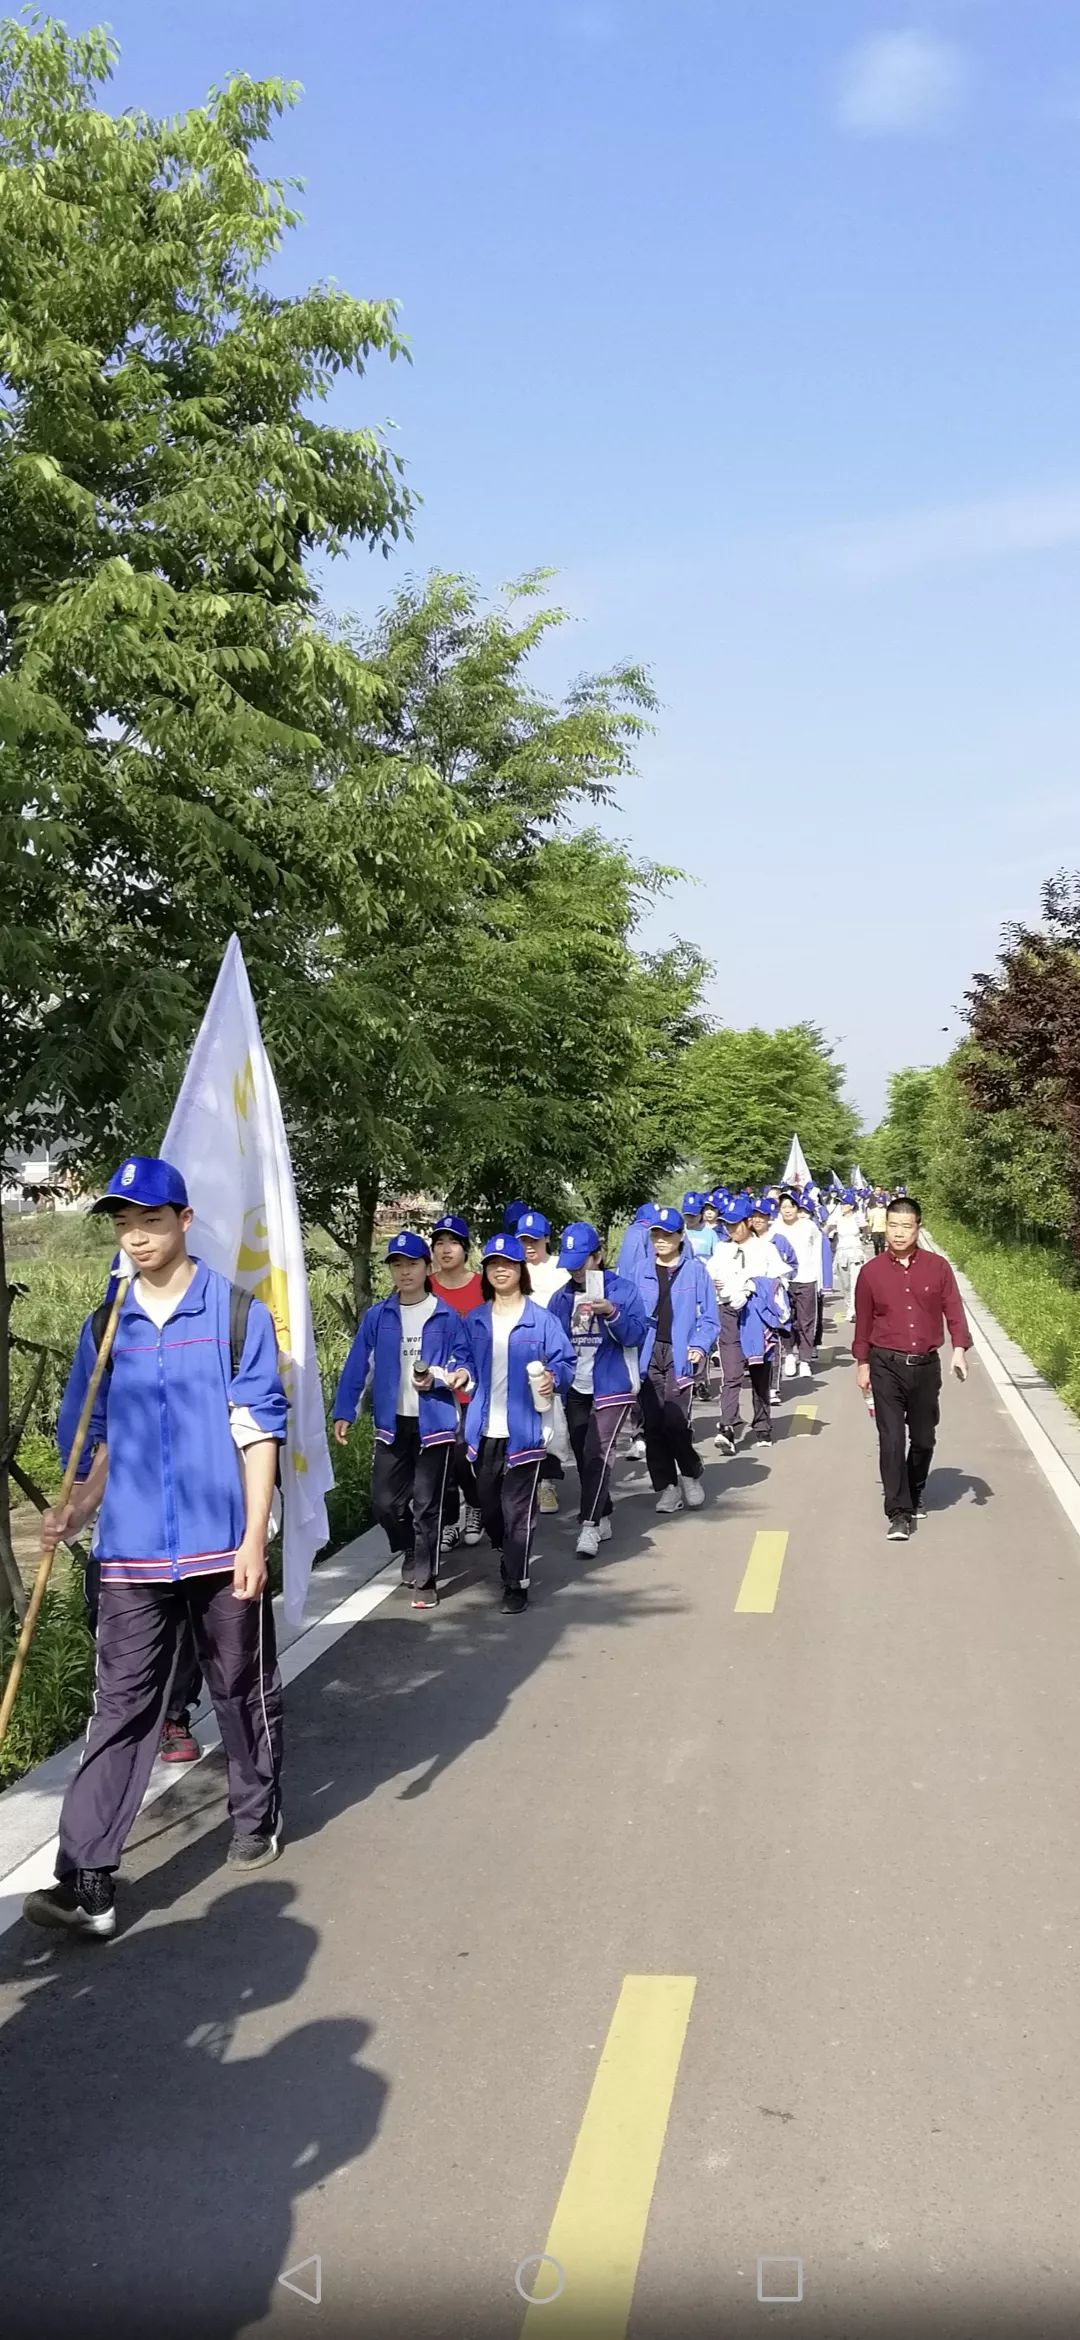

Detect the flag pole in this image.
[0,1278,129,1749]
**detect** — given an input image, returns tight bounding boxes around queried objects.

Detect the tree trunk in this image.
[0,1206,15,1623]
[349,1172,380,1324]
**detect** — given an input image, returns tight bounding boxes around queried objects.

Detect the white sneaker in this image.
[537,1483,559,1514]
[598,1516,613,1542]
[782,1355,798,1380]
[576,1522,601,1557]
[655,1485,684,1514]
[463,1506,483,1546]
[798,1361,812,1380]
[680,1476,706,1509]
[628,1437,647,1461]
[440,1522,462,1552]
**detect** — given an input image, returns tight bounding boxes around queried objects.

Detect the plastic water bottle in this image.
[865,1391,876,1424]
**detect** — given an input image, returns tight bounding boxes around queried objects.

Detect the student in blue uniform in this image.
[464,1235,576,1613]
[333,1231,474,1610]
[548,1222,650,1557]
[23,1155,288,1940]
[682,1193,717,1261]
[634,1206,719,1514]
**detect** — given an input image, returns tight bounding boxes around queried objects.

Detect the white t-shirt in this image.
[133,1275,267,1450]
[397,1295,438,1416]
[485,1300,525,1438]
[570,1293,604,1394]
[528,1256,570,1307]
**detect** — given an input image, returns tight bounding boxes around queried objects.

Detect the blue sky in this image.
[66,0,1080,1124]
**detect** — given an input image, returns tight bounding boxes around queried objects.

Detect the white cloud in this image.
[817,486,1080,580]
[836,30,969,136]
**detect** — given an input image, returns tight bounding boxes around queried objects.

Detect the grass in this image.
[930,1205,1080,1416]
[1,1210,381,1786]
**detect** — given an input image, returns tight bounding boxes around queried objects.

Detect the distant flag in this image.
[161,935,333,1627]
[780,1134,812,1189]
[850,1163,866,1189]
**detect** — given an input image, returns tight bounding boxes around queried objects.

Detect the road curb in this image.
[0,1521,398,1929]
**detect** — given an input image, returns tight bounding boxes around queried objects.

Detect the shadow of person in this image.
[0,1881,387,2340]
[924,1467,993,1511]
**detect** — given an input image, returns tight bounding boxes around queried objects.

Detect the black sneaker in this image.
[887,1516,912,1542]
[411,1581,439,1609]
[227,1827,281,1871]
[500,1587,528,1614]
[399,1556,415,1587]
[912,1505,928,1523]
[23,1870,116,1940]
[713,1426,737,1455]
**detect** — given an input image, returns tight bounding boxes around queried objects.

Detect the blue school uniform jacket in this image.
[616,1214,656,1284]
[635,1247,720,1385]
[548,1271,651,1408]
[332,1294,475,1450]
[60,1262,287,1586]
[738,1278,791,1364]
[464,1299,576,1467]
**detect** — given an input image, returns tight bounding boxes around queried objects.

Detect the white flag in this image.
[780,1133,812,1188]
[161,935,333,1626]
[851,1163,866,1189]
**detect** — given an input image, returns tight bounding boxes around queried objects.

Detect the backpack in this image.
[92,1282,254,1382]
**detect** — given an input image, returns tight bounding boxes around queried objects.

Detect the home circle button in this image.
[513,2254,566,2306]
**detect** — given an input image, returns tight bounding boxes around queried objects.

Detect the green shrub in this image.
[931,1205,1080,1416]
[0,1569,95,1789]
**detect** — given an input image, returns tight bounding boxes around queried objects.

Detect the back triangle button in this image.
[279,2255,322,2305]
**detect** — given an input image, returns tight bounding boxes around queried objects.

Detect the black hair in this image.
[481,1259,533,1302]
[886,1195,922,1221]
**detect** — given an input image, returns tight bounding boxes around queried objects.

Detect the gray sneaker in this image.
[887,1516,911,1543]
[227,1828,281,1871]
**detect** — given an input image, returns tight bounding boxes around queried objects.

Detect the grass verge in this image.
[930,1206,1080,1417]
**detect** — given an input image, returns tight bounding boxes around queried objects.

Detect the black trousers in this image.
[786,1282,818,1363]
[85,1551,202,1726]
[640,1341,702,1490]
[872,1235,887,1256]
[565,1390,633,1522]
[441,1412,478,1530]
[474,1440,542,1590]
[371,1417,453,1588]
[58,1575,282,1876]
[868,1348,942,1520]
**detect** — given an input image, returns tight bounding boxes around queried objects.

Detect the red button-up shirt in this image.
[852,1245,972,1362]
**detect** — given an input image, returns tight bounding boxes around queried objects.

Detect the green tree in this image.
[681,1023,861,1189]
[287,574,690,1309]
[862,1067,937,1192]
[0,15,412,1609]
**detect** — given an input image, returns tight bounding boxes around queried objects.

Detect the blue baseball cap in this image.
[503,1201,528,1231]
[720,1200,751,1227]
[91,1155,189,1215]
[386,1230,431,1263]
[432,1213,470,1247]
[559,1220,601,1269]
[483,1232,526,1263]
[682,1190,707,1216]
[517,1211,552,1239]
[752,1196,778,1220]
[648,1205,685,1235]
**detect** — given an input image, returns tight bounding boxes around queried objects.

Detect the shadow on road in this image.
[0,1878,387,2340]
[925,1466,993,1510]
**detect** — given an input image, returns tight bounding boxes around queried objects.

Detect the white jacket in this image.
[775,1214,823,1287]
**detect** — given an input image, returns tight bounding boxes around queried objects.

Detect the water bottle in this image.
[865,1391,876,1424]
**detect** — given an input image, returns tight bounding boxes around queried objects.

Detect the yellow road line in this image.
[518,1974,696,2337]
[790,1402,818,1434]
[734,1529,789,1614]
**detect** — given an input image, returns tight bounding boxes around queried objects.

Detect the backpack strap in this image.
[91,1299,111,1366]
[228,1283,254,1381]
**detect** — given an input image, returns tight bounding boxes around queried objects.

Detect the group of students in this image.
[19,1150,887,1942]
[328,1176,884,1616]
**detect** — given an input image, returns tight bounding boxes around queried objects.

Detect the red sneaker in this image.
[159,1716,200,1763]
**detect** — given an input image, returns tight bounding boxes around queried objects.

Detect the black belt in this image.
[873,1346,937,1366]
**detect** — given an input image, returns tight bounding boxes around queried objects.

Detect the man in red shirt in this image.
[852,1196,972,1543]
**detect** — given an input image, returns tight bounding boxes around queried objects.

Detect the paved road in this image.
[3,1312,1080,2340]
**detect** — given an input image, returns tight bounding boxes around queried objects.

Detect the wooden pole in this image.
[0,1277,129,1749]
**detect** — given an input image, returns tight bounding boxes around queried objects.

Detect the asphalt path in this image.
[3,1309,1080,2340]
